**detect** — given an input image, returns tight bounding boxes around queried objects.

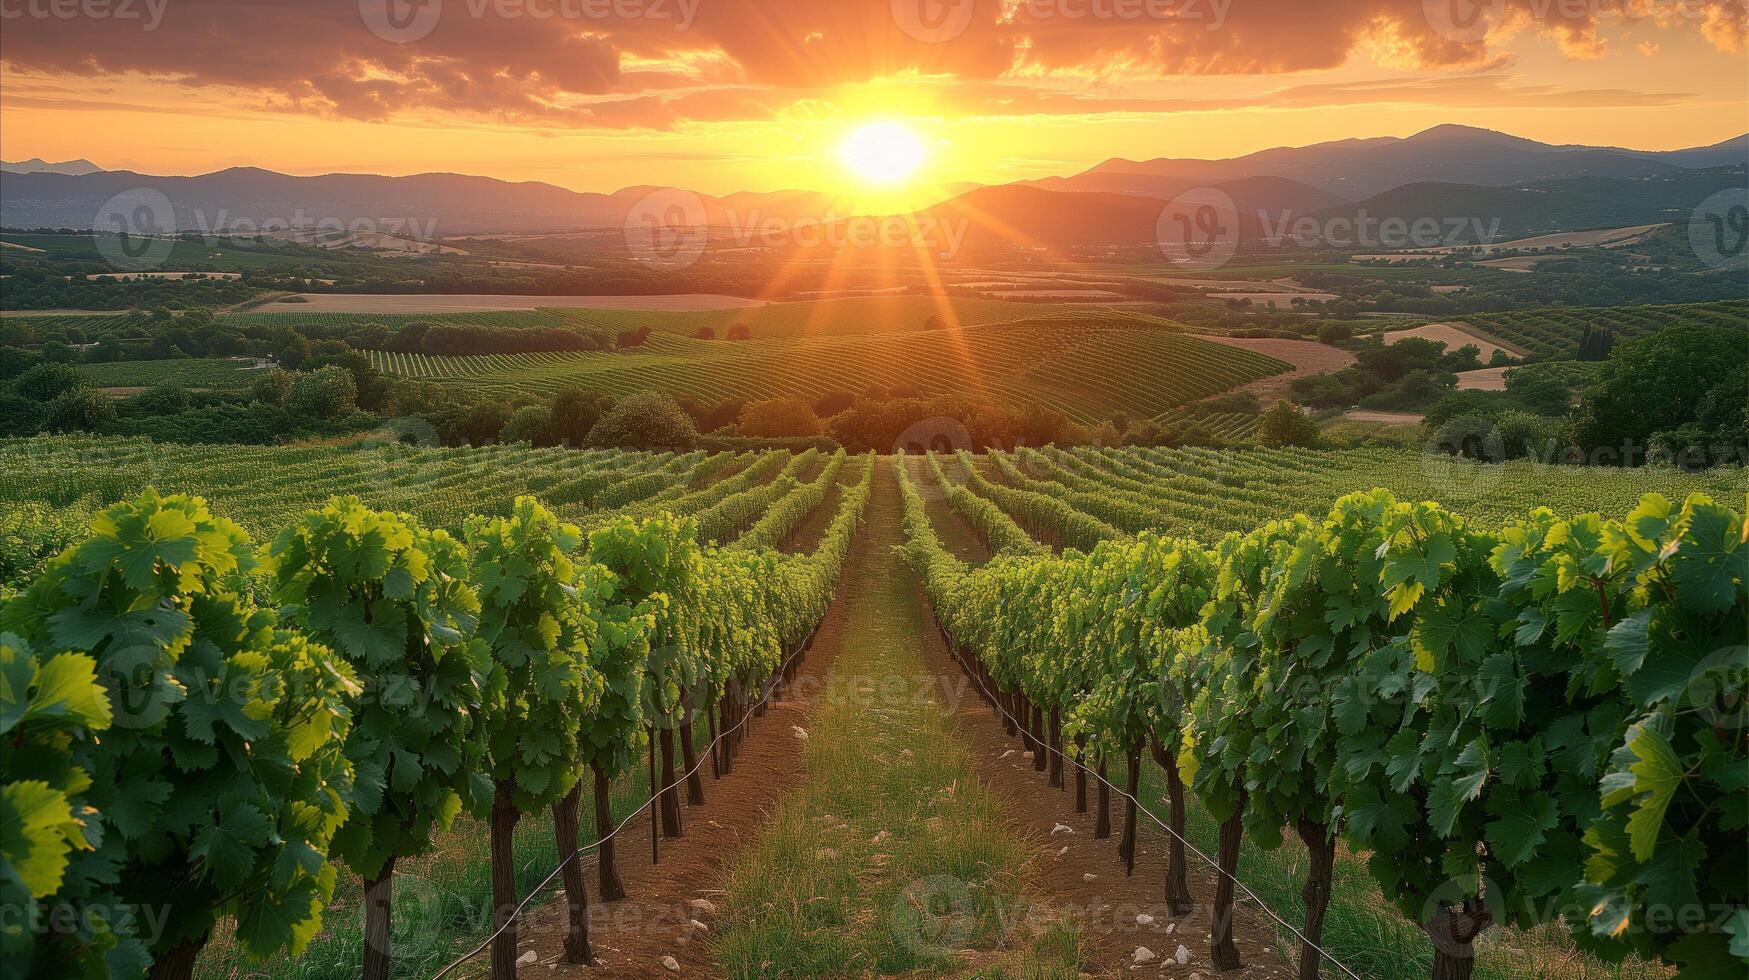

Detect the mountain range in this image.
[1,158,105,177]
[1040,125,1746,199]
[2,126,1744,248]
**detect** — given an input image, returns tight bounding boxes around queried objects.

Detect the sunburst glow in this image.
[839,121,928,187]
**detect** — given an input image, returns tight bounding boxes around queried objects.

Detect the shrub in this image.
[1573,325,1748,461]
[11,362,82,402]
[41,388,116,433]
[737,398,824,438]
[550,388,612,447]
[586,392,700,450]
[249,367,295,406]
[1254,400,1319,448]
[501,404,556,446]
[287,365,358,420]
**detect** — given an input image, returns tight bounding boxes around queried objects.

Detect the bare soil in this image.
[1202,336,1357,403]
[1456,367,1509,392]
[512,581,843,976]
[1385,322,1527,360]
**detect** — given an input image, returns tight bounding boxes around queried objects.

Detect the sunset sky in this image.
[2,0,1744,210]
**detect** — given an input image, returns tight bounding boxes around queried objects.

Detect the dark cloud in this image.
[0,0,1739,127]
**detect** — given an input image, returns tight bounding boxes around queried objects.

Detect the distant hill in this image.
[1302,166,1748,244]
[5,124,1741,243]
[888,184,1284,253]
[1,157,104,176]
[1021,173,1347,214]
[1070,124,1744,198]
[0,167,855,236]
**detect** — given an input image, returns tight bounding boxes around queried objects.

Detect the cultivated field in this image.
[1458,299,1749,358]
[364,320,1290,423]
[257,292,771,312]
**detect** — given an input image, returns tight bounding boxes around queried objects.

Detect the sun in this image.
[839,121,928,187]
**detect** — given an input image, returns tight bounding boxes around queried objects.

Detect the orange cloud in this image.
[0,0,1741,128]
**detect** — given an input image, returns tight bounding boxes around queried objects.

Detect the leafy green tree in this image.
[1,492,359,979]
[500,404,556,447]
[286,366,358,420]
[465,498,607,971]
[0,346,41,380]
[264,500,488,980]
[275,333,310,370]
[42,388,118,433]
[1255,400,1320,448]
[249,368,295,407]
[737,398,823,438]
[121,386,193,417]
[549,389,611,448]
[587,392,700,450]
[1573,326,1749,459]
[12,363,82,403]
[459,400,511,446]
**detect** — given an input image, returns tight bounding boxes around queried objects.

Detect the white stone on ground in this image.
[1175,944,1191,965]
[1132,946,1157,964]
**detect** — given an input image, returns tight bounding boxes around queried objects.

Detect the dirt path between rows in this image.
[511,502,856,976]
[903,461,1292,978]
[511,459,1289,978]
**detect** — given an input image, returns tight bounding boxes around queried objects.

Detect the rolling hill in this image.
[1068,124,1747,198]
[1302,166,1748,244]
[0,167,857,236]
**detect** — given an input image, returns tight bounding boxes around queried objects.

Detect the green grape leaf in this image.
[1484,792,1558,867]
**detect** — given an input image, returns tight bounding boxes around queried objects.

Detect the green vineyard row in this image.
[1460,300,1748,359]
[895,455,1746,979]
[2,446,875,978]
